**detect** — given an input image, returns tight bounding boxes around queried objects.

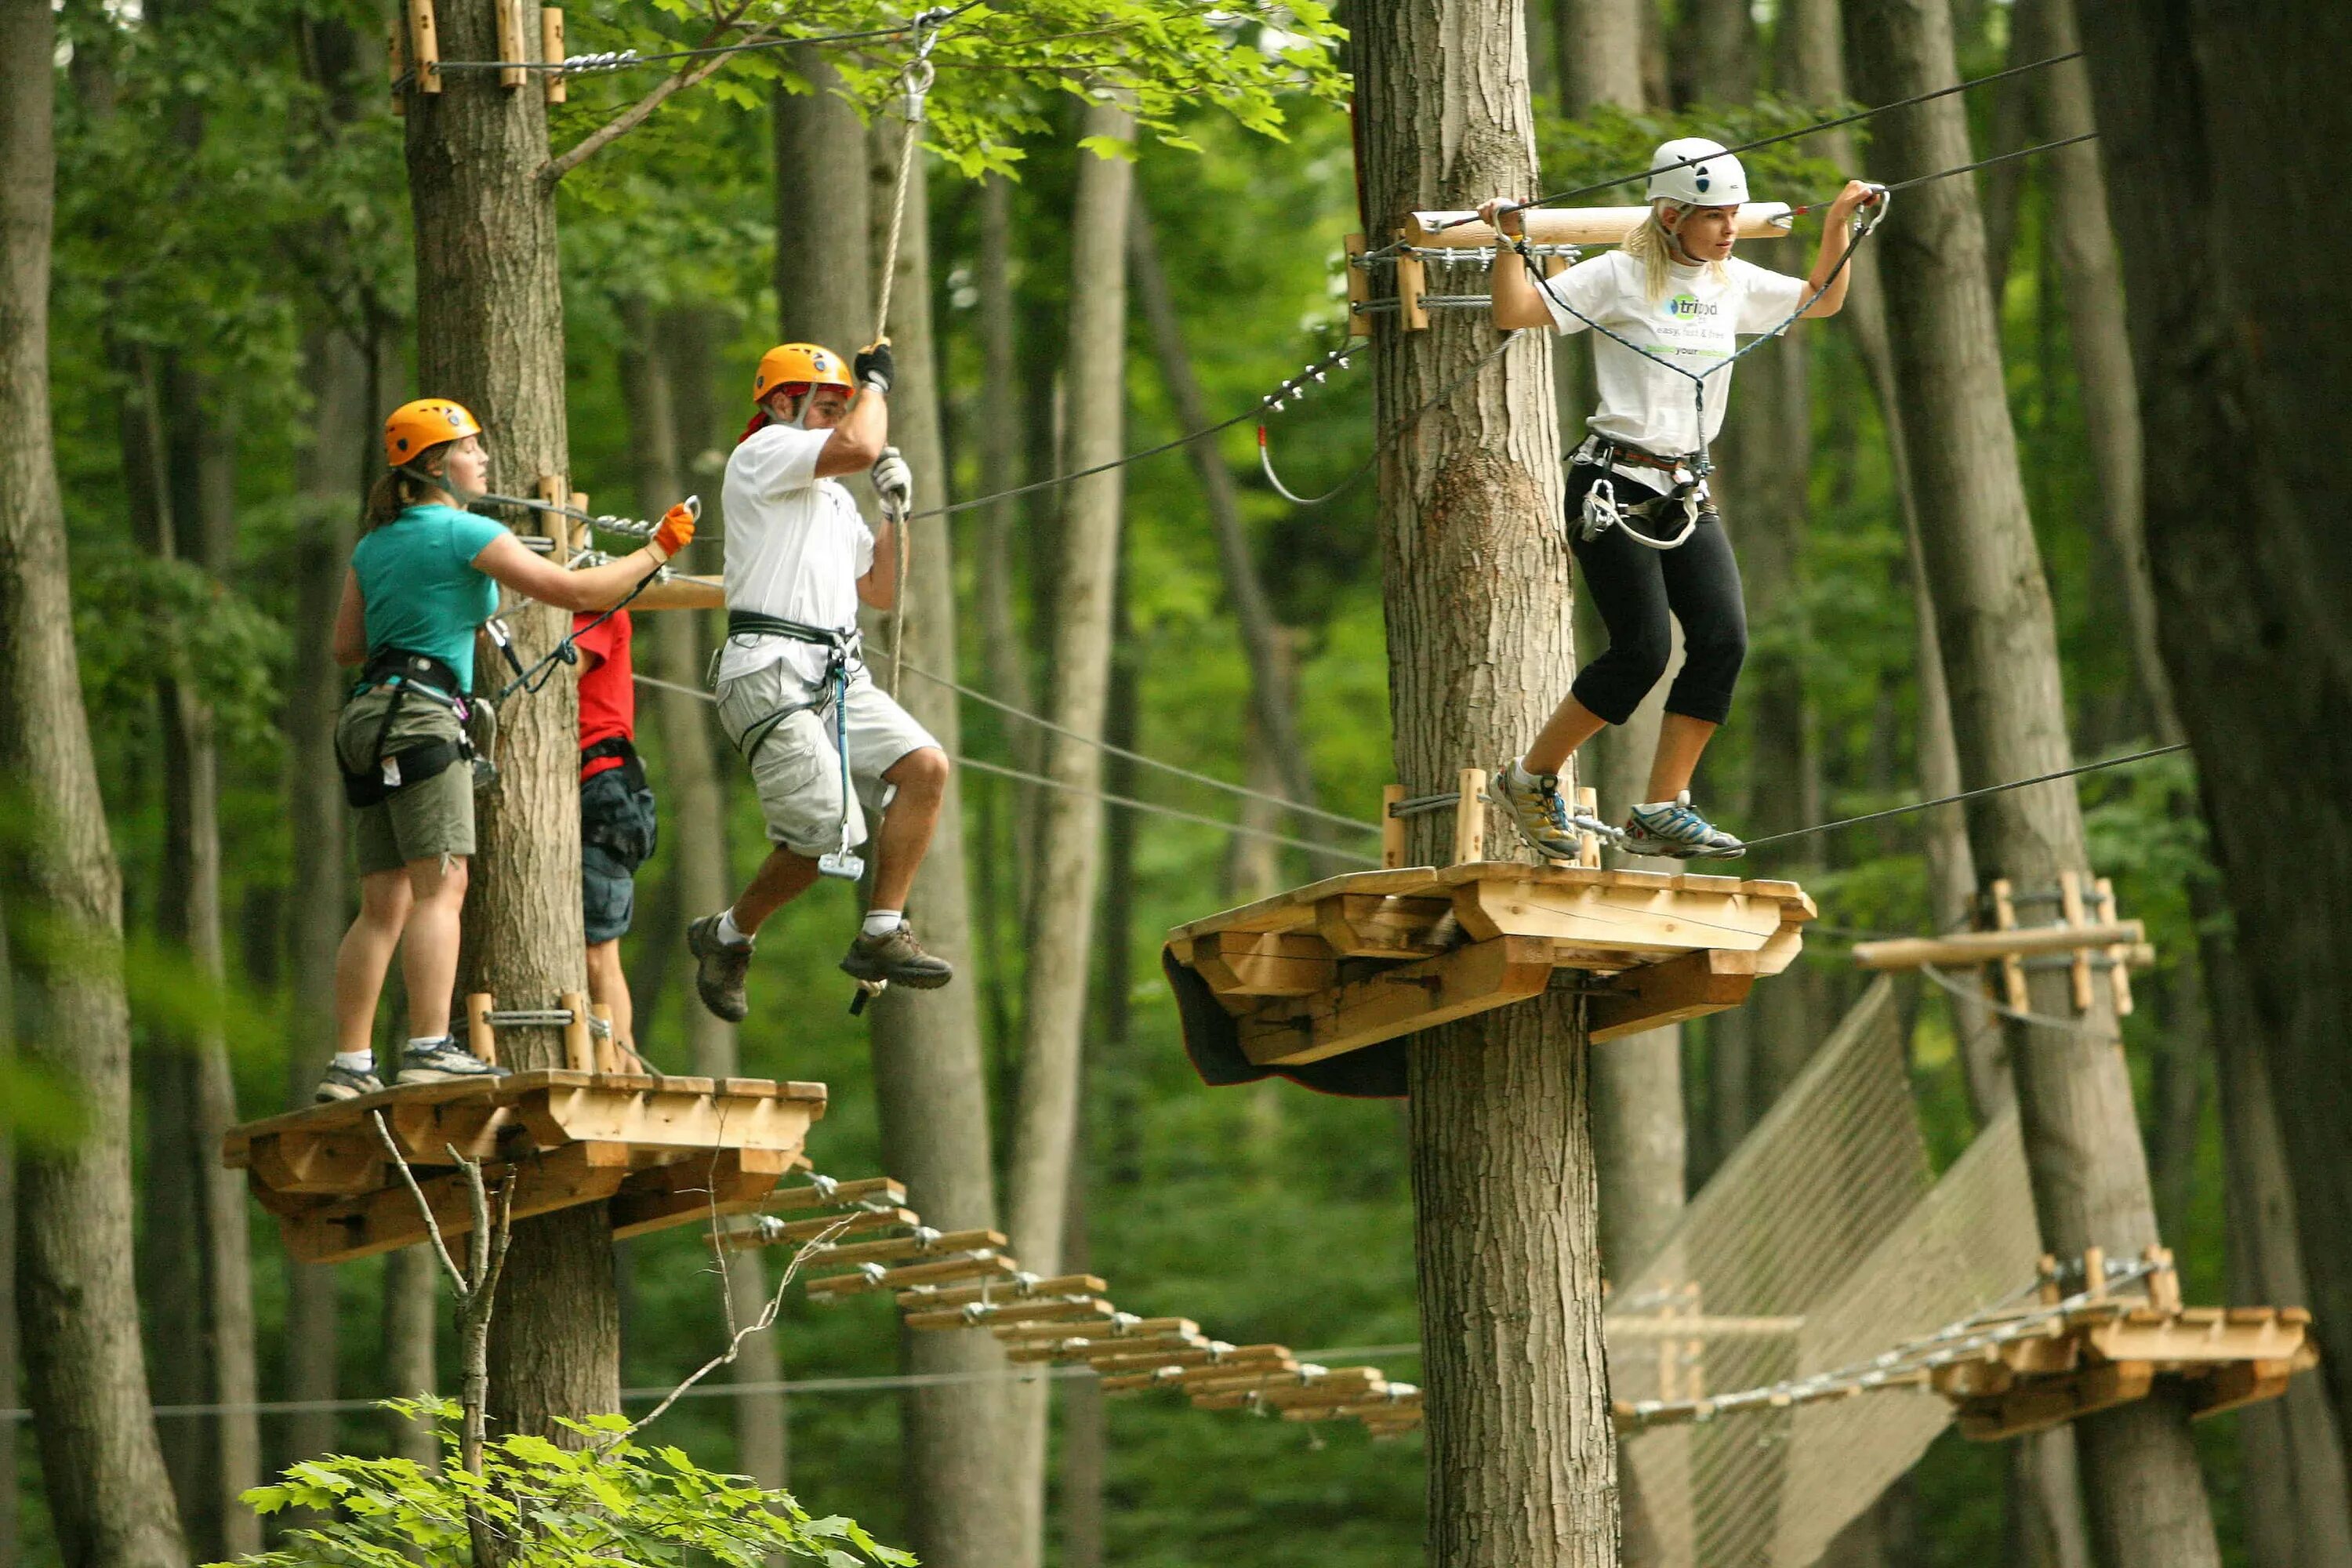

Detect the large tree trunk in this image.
[859,122,1029,1568]
[403,0,613,1439]
[1004,103,1137,1568]
[0,910,18,1568]
[1357,5,1616,1564]
[2013,0,2177,745]
[2075,0,2352,1474]
[1552,0,1646,115]
[0,1,190,1557]
[1844,4,2222,1563]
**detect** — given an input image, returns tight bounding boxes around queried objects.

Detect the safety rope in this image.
[631,672,1381,863]
[1917,961,2122,1041]
[1254,332,1523,507]
[872,19,940,701]
[1429,49,2085,232]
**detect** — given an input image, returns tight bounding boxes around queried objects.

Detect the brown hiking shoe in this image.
[840,922,953,989]
[687,914,753,1022]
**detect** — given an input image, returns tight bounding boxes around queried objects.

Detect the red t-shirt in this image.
[574,609,634,779]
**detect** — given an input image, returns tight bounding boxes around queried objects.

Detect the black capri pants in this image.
[1566,463,1748,727]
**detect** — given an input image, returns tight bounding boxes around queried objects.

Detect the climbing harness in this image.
[339,650,482,808]
[717,610,869,882]
[1570,434,1711,550]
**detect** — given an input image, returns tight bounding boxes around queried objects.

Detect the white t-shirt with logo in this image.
[1539,249,1808,461]
[717,423,875,688]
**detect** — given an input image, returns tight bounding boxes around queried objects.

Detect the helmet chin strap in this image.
[396,463,480,508]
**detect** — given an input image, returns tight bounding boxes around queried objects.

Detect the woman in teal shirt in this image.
[316,397,695,1102]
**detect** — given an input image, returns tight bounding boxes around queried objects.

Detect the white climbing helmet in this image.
[1646,137,1750,207]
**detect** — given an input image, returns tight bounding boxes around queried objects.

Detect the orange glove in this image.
[652,496,699,557]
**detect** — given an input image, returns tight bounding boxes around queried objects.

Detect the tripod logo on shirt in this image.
[1661,293,1721,320]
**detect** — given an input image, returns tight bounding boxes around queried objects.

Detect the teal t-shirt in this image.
[352,504,506,688]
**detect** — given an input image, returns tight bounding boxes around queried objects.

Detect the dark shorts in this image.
[583,759,658,945]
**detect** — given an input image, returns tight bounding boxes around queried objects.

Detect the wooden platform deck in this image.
[1931,1300,2318,1439]
[224,1070,827,1264]
[1165,861,1817,1068]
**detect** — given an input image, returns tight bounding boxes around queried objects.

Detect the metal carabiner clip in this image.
[1580,475,1622,543]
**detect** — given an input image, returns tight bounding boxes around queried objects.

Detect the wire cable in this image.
[1437,49,2084,228]
[630,672,1381,865]
[1740,743,2187,850]
[1254,331,1526,507]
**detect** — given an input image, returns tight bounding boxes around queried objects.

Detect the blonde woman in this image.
[1476,139,1879,859]
[316,398,695,1101]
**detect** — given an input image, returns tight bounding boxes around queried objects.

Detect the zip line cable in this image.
[630,671,1381,864]
[412,2,982,81]
[1256,331,1526,506]
[1739,743,2188,850]
[1432,49,2085,230]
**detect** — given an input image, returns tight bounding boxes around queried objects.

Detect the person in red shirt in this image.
[576,607,658,1060]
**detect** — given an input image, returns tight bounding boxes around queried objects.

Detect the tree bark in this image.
[1844,4,2221,1563]
[774,52,871,347]
[1671,0,1755,106]
[1552,0,1646,115]
[402,0,613,1440]
[2014,0,2177,744]
[1357,5,1617,1564]
[0,0,189,1556]
[0,908,18,1568]
[2075,0,2352,1474]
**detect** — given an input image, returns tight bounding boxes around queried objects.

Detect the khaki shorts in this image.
[337,684,477,877]
[714,661,939,856]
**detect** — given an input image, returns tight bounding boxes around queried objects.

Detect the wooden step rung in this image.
[766,1177,907,1213]
[807,1227,1006,1268]
[895,1272,1105,1311]
[806,1250,1018,1298]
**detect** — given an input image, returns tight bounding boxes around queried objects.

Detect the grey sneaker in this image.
[688,913,753,1022]
[314,1061,385,1103]
[394,1036,507,1086]
[1492,760,1594,861]
[840,922,953,989]
[1622,792,1745,860]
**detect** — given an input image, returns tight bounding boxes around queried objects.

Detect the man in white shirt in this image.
[686,339,954,1020]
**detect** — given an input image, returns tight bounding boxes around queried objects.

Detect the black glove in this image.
[854,339,895,397]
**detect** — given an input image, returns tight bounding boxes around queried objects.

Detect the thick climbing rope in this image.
[873,17,943,699]
[1428,49,2085,231]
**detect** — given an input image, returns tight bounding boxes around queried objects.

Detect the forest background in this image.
[0,0,2297,1563]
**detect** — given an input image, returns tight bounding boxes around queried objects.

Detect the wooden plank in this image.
[610,1148,792,1240]
[1952,1361,2154,1441]
[1004,1333,1207,1365]
[277,1141,637,1265]
[1192,930,1338,999]
[2086,1312,2310,1365]
[539,7,564,103]
[808,1228,1005,1269]
[1451,768,1486,866]
[896,1273,1105,1311]
[1588,949,1761,1043]
[766,1177,906,1213]
[1853,919,2147,975]
[508,1081,819,1156]
[1240,935,1555,1066]
[1395,242,1428,331]
[406,0,441,93]
[806,1250,1018,1298]
[1451,873,1787,954]
[1315,894,1454,958]
[245,1130,383,1196]
[904,1297,1113,1332]
[2187,1359,2302,1420]
[494,0,527,86]
[2096,877,2136,1016]
[1346,235,1371,339]
[1098,1350,1296,1388]
[1083,1344,1292,1377]
[1991,880,2030,1012]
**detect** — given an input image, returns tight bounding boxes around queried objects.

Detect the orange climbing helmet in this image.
[751,343,855,407]
[383,398,483,466]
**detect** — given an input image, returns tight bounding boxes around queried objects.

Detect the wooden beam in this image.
[508,1080,820,1156]
[1240,935,1555,1066]
[1381,783,1405,868]
[494,0,526,86]
[1850,920,2148,973]
[1406,203,1795,248]
[466,992,496,1064]
[1451,873,1788,956]
[278,1141,636,1265]
[1395,240,1428,331]
[766,1177,906,1213]
[904,1297,1114,1332]
[1346,235,1371,339]
[539,7,565,103]
[2096,877,2136,1016]
[406,0,441,93]
[610,1148,792,1240]
[1192,930,1338,1000]
[805,1250,1018,1298]
[1990,880,2030,1011]
[2187,1359,2303,1420]
[1952,1360,2154,1440]
[897,1273,1106,1311]
[1314,894,1452,958]
[1588,949,1761,1044]
[1451,768,1486,866]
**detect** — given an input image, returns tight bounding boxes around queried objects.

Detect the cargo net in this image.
[1607,978,2043,1566]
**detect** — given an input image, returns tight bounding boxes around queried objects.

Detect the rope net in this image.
[1606,980,2044,1564]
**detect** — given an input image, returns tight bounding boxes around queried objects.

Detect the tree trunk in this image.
[774,52,871,347]
[1003,104,1136,1568]
[1552,0,1646,115]
[280,321,369,1484]
[1671,0,1755,106]
[2075,0,2352,1473]
[1844,4,2222,1563]
[858,121,1029,1568]
[0,909,18,1568]
[402,0,613,1440]
[0,0,189,1556]
[2014,0,2177,745]
[1127,203,1328,864]
[1357,5,1616,1564]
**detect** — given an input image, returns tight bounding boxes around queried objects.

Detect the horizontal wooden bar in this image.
[1852,922,2146,972]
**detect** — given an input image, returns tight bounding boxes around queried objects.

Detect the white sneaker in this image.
[1622,792,1745,860]
[394,1036,507,1085]
[1494,760,1605,860]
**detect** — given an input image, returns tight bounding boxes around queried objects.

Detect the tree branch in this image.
[369,1111,470,1295]
[540,14,780,188]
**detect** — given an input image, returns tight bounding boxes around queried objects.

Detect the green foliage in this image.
[223,1402,913,1568]
[72,553,292,761]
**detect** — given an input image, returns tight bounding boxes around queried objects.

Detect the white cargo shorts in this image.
[714,661,940,857]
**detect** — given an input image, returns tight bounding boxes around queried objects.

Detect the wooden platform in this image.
[1165,862,1816,1068]
[224,1070,827,1264]
[1931,1300,2318,1439]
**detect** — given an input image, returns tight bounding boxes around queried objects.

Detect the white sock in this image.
[1636,800,1675,814]
[333,1051,373,1074]
[716,908,753,947]
[405,1034,449,1054]
[862,909,905,938]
